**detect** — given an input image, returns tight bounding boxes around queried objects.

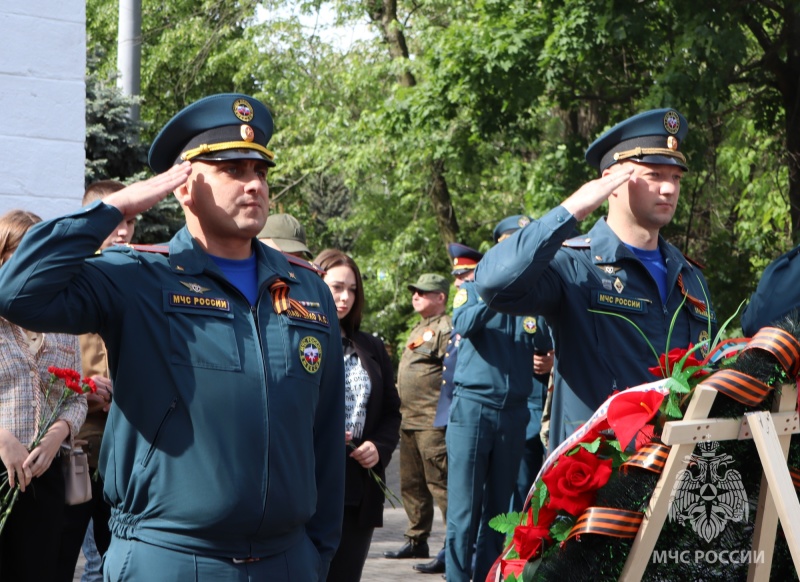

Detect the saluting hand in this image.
[560,166,634,221]
[103,162,193,220]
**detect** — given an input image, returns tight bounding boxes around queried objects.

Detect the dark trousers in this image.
[56,474,111,582]
[327,506,374,582]
[0,458,65,582]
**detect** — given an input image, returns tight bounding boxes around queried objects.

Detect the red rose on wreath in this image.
[512,504,559,560]
[543,447,613,516]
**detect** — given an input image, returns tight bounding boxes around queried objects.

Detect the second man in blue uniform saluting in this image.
[474,109,716,451]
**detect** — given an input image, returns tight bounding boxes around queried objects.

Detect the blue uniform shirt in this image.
[474,207,716,448]
[0,202,345,576]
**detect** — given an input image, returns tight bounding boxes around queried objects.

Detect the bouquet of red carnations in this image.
[0,366,96,534]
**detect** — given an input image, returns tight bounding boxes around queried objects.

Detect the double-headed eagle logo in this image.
[668,441,748,542]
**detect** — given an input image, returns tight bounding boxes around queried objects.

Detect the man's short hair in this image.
[83,180,125,206]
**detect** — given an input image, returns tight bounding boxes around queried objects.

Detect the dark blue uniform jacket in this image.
[451,281,536,409]
[474,206,716,448]
[0,202,345,575]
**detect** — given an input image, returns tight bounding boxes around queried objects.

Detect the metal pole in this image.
[116,0,142,121]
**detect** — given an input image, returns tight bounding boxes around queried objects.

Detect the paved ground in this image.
[74,450,447,581]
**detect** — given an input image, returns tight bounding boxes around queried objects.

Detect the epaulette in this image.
[284,252,326,277]
[561,235,592,249]
[128,243,170,255]
[682,253,706,270]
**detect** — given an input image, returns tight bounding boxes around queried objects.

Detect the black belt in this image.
[232,557,263,564]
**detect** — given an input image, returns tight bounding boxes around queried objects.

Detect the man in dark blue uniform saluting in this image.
[0,94,345,580]
[474,109,716,451]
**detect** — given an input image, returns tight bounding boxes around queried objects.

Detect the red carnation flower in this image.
[82,377,97,394]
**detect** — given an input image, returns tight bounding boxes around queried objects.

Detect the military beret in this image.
[408,273,450,295]
[493,215,531,243]
[447,242,483,275]
[585,108,689,172]
[148,93,275,173]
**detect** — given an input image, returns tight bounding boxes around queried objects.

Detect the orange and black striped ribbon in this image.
[621,442,670,474]
[790,467,800,491]
[406,337,424,350]
[700,368,773,407]
[676,274,709,312]
[268,279,310,317]
[566,507,644,541]
[748,327,800,379]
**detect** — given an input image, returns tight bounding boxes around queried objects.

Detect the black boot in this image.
[413,557,446,574]
[384,540,430,559]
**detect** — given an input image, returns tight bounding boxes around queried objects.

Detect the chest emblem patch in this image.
[523,316,538,334]
[422,329,434,342]
[180,281,211,294]
[614,277,625,294]
[299,336,322,373]
[698,330,710,356]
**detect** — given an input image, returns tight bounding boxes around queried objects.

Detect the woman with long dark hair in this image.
[315,249,401,582]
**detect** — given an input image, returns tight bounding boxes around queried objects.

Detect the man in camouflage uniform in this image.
[385,273,451,563]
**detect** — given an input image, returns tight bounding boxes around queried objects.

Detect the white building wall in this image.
[0,2,86,220]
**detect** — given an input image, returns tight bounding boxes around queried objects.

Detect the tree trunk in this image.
[368,0,460,243]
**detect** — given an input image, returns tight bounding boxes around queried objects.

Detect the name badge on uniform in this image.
[286,307,330,327]
[169,292,231,312]
[690,304,716,323]
[592,289,647,314]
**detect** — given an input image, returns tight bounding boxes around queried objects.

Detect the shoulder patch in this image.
[453,287,468,309]
[682,253,706,270]
[283,252,326,277]
[562,236,591,249]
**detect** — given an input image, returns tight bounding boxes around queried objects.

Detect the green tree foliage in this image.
[85,48,149,188]
[86,0,262,141]
[86,0,800,349]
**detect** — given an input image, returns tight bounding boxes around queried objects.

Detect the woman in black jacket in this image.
[315,249,402,582]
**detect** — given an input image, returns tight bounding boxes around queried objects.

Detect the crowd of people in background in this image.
[0,93,797,582]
